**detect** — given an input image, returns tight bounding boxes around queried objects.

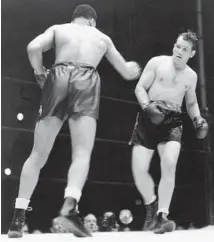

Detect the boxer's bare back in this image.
[32,20,140,80]
[46,23,110,67]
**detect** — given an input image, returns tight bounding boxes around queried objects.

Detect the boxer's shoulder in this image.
[184,66,197,86]
[148,55,169,67]
[186,66,197,78]
[48,23,70,34]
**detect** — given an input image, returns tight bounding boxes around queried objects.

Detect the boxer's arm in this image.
[135,57,157,109]
[104,37,139,80]
[185,72,201,120]
[27,25,57,75]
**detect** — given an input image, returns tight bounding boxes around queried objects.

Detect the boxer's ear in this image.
[190,50,196,58]
[89,18,96,27]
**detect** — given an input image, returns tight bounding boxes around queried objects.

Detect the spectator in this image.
[99,211,119,232]
[83,213,98,233]
[119,209,133,232]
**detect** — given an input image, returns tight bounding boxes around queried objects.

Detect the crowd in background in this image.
[23,209,197,234]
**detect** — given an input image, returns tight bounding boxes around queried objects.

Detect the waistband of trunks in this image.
[52,61,96,70]
[150,100,182,113]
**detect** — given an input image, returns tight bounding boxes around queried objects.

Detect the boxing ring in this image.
[1,227,214,242]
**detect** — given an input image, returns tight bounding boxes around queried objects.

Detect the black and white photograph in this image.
[1,0,214,241]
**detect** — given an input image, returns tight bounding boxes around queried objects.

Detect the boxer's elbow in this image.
[135,86,142,101]
[135,85,143,97]
[186,99,197,112]
[27,41,42,54]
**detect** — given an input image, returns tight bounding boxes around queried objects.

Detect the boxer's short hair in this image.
[72,4,97,21]
[178,30,198,50]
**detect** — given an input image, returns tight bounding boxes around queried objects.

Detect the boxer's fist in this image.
[34,67,50,89]
[125,61,141,80]
[144,102,165,125]
[193,116,209,139]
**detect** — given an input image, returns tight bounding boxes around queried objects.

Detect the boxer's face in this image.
[173,36,196,65]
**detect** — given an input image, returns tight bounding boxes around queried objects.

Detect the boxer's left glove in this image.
[143,101,182,126]
[143,102,165,125]
[193,116,209,139]
[157,103,182,126]
[34,67,50,89]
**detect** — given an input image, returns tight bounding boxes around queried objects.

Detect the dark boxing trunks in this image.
[129,101,183,149]
[37,62,101,121]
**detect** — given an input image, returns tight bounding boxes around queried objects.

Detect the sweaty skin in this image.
[54,23,109,66]
[27,20,140,80]
[135,36,201,120]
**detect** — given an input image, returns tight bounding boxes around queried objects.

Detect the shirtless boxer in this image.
[129,30,208,234]
[8,4,141,238]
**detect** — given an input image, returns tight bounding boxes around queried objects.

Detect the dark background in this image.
[1,0,214,232]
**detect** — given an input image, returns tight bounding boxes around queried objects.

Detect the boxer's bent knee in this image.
[161,156,178,178]
[132,145,154,172]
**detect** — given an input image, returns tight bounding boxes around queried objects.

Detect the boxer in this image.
[129,30,208,234]
[8,4,141,238]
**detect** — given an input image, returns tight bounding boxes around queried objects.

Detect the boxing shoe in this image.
[52,197,92,237]
[143,200,158,231]
[153,213,176,234]
[8,207,32,238]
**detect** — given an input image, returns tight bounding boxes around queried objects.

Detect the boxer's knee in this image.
[161,157,177,181]
[132,145,154,173]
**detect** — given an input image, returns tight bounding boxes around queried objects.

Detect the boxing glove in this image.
[143,102,165,125]
[126,61,142,80]
[193,116,209,139]
[143,101,182,126]
[34,67,50,89]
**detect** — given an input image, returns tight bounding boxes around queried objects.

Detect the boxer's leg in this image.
[153,141,180,234]
[52,65,99,237]
[8,64,70,238]
[18,117,63,199]
[52,116,96,237]
[8,117,63,238]
[132,145,158,230]
[132,145,155,204]
[65,116,96,198]
[157,141,180,215]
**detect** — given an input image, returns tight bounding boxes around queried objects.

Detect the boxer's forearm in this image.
[112,60,131,80]
[135,86,150,109]
[186,101,201,120]
[27,45,44,74]
[106,51,133,79]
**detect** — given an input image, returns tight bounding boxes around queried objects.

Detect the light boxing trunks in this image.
[37,62,101,121]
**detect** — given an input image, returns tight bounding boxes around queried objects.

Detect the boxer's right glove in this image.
[193,116,209,139]
[125,61,142,80]
[34,67,50,89]
[142,102,165,125]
